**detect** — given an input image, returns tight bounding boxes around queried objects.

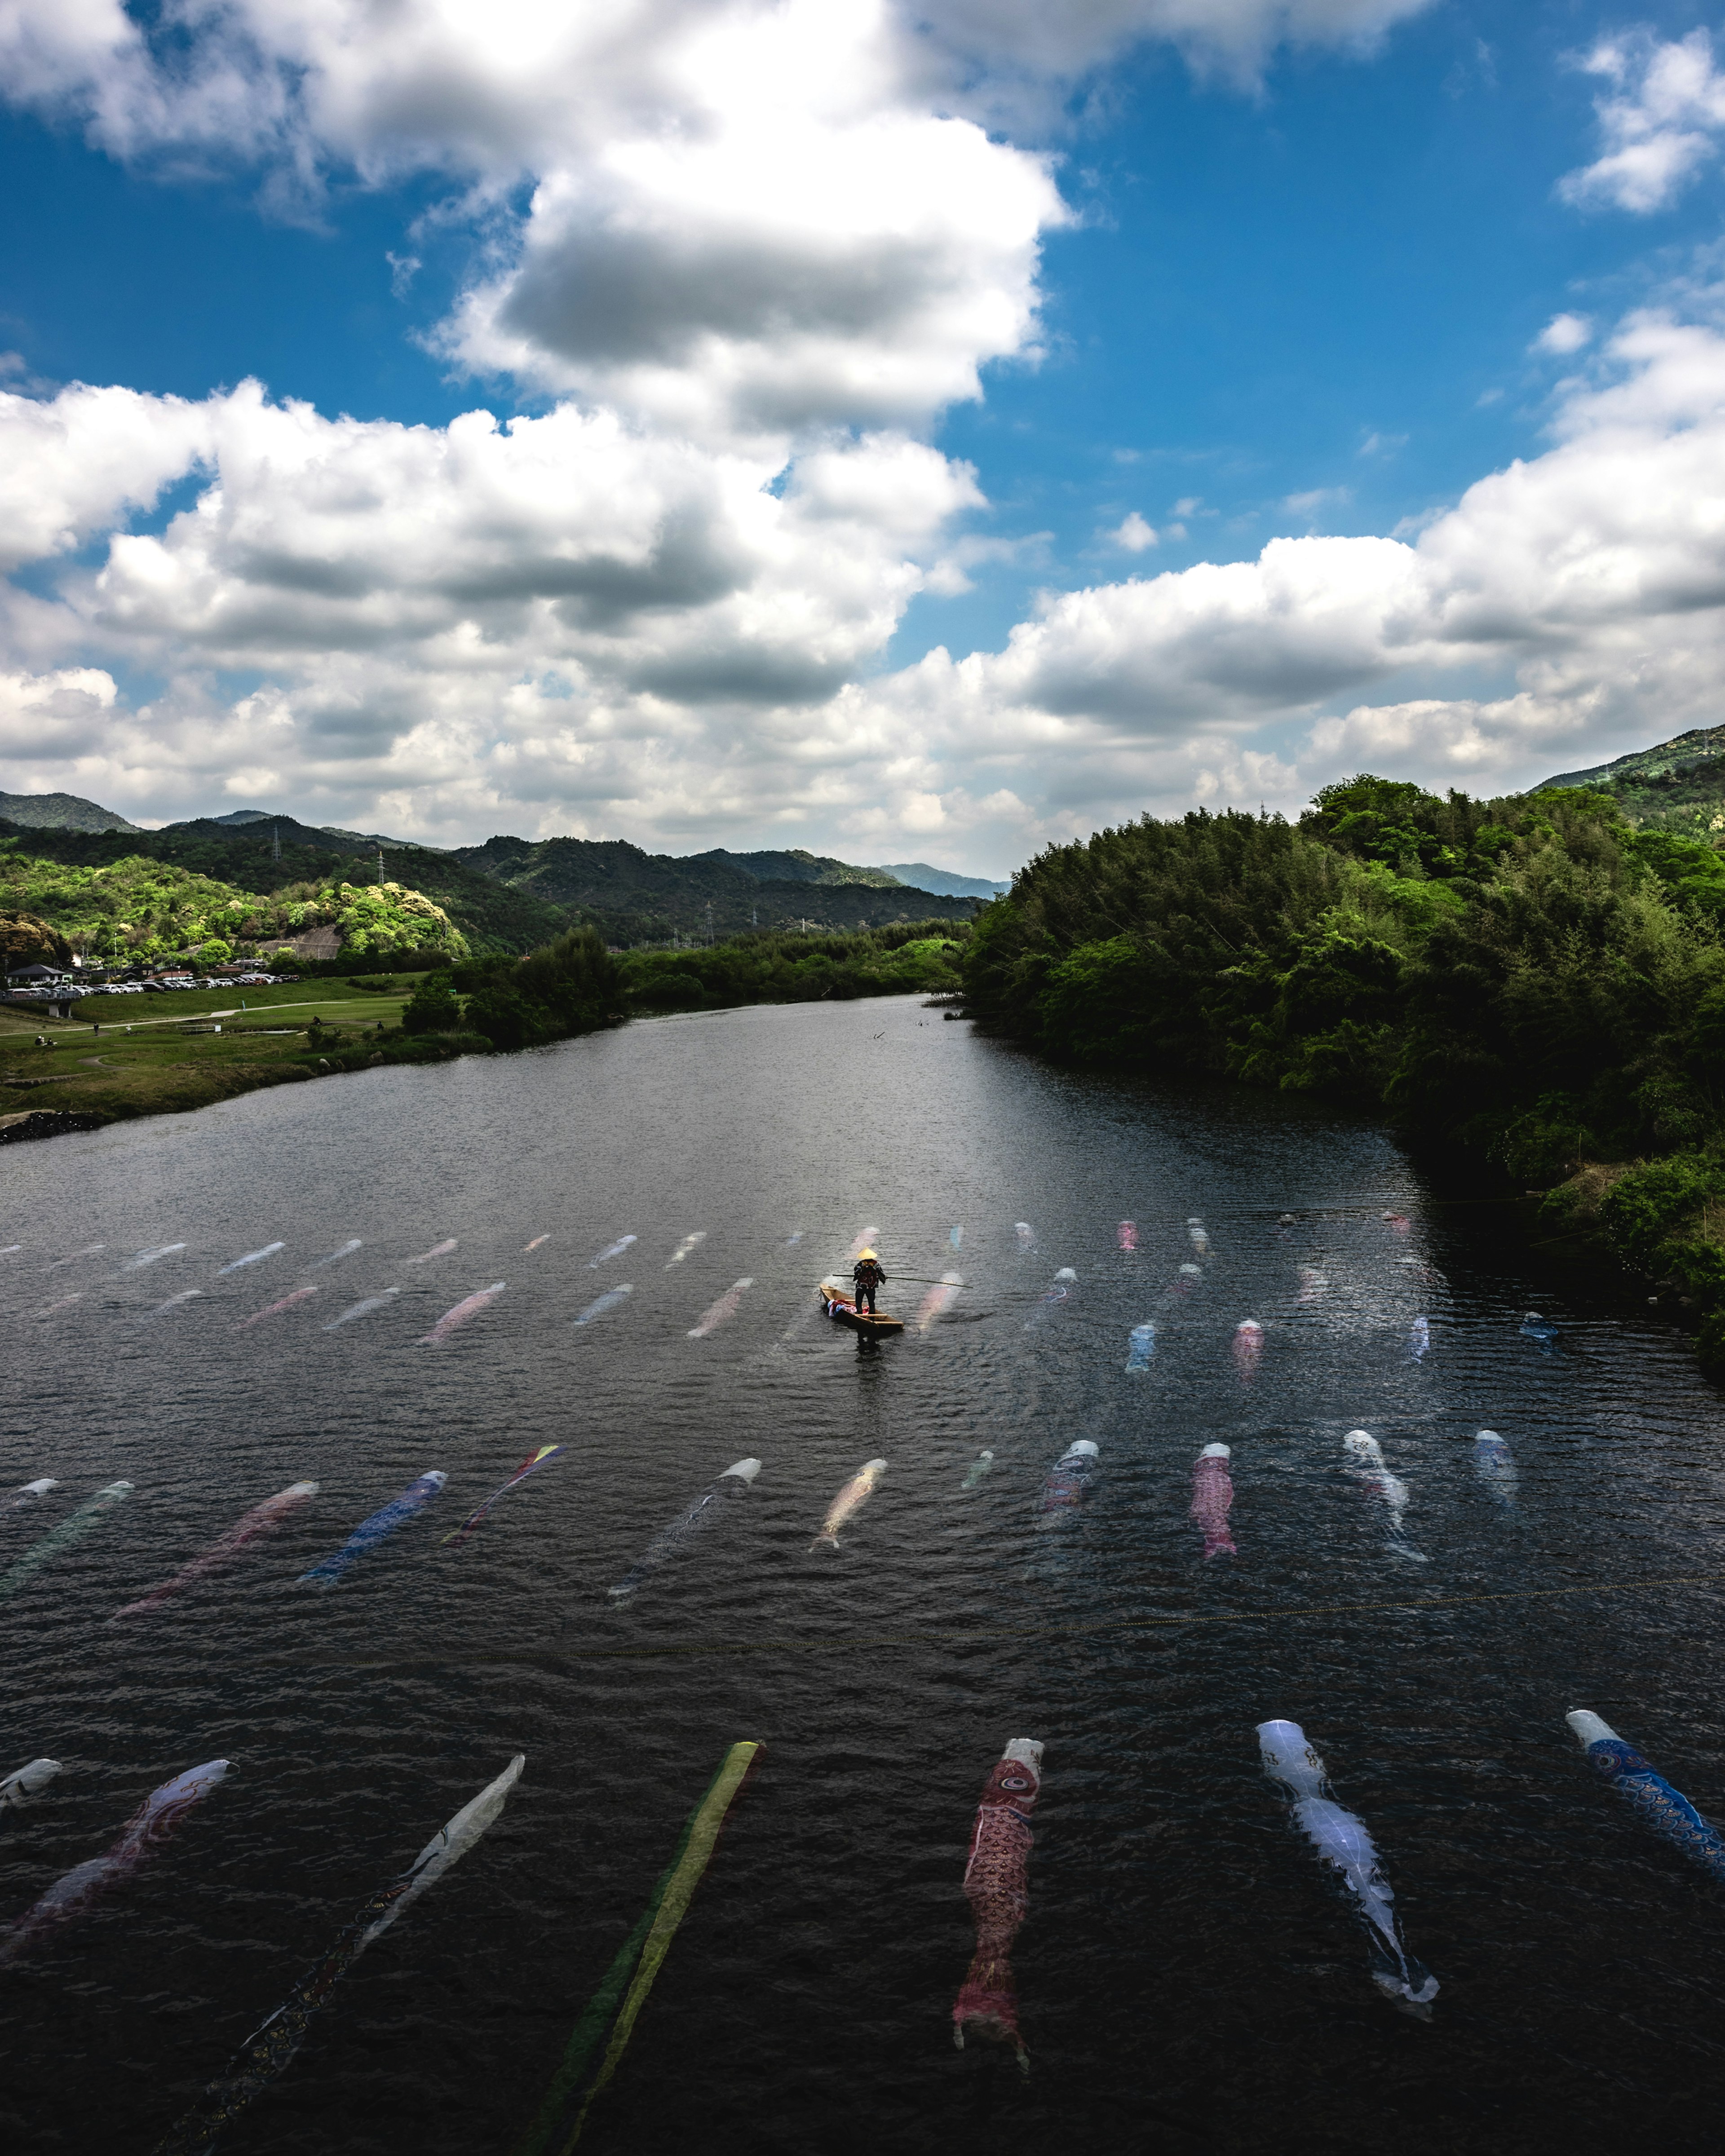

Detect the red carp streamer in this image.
[112,1482,320,1619]
[237,1287,319,1330]
[1190,1444,1237,1559]
[1116,1221,1137,1250]
[952,1738,1044,2069]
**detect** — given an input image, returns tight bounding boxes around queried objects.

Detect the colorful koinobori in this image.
[962,1450,995,1490]
[112,1481,320,1619]
[1025,1269,1075,1330]
[309,1237,363,1268]
[0,1758,230,1968]
[3,1476,58,1515]
[589,1235,637,1268]
[237,1286,319,1329]
[688,1278,753,1338]
[299,1471,446,1588]
[1190,1444,1236,1560]
[217,1241,284,1275]
[1124,1322,1155,1372]
[1473,1429,1516,1507]
[1036,1440,1097,1525]
[810,1459,887,1551]
[0,1757,62,1811]
[1233,1318,1264,1375]
[513,1741,761,2156]
[0,1481,134,1600]
[417,1282,506,1345]
[153,1756,525,2156]
[575,1284,633,1326]
[403,1238,458,1266]
[323,1286,401,1331]
[663,1232,706,1267]
[915,1272,963,1331]
[443,1446,565,1547]
[608,1460,761,1600]
[953,1738,1044,2070]
[1258,1720,1438,2006]
[1566,1711,1725,1881]
[1342,1431,1426,1562]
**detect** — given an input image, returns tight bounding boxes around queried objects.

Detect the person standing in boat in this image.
[852,1248,887,1316]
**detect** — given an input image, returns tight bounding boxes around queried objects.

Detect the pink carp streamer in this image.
[1116,1220,1137,1250]
[418,1282,506,1345]
[0,1759,230,1966]
[1190,1444,1236,1559]
[952,1739,1044,2069]
[844,1226,879,1260]
[113,1482,320,1619]
[524,1234,551,1251]
[37,1294,82,1318]
[404,1237,458,1266]
[915,1272,963,1331]
[237,1286,319,1330]
[688,1277,753,1338]
[1233,1318,1264,1376]
[442,1445,564,1546]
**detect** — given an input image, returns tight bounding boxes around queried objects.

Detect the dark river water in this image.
[4,996,1724,2155]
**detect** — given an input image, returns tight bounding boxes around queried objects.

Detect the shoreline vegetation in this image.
[959,774,1725,1377]
[0,922,966,1137]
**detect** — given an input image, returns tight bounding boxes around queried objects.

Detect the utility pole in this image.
[272,822,280,863]
[705,901,714,946]
[376,846,385,886]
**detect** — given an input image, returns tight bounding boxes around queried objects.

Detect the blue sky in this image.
[4,1,1725,870]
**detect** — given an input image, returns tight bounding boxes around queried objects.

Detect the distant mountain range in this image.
[1541,726,1725,835]
[0,794,997,953]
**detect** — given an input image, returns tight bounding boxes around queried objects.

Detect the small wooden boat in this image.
[817,1280,905,1338]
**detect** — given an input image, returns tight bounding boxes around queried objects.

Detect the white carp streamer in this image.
[154,1757,524,2156]
[1342,1431,1426,1561]
[217,1242,284,1275]
[1259,1720,1437,2006]
[324,1287,402,1330]
[4,1477,58,1515]
[664,1232,707,1267]
[0,1758,62,1810]
[141,1289,203,1321]
[120,1244,186,1272]
[589,1235,637,1268]
[576,1284,633,1326]
[689,1278,753,1338]
[404,1238,458,1266]
[310,1238,363,1268]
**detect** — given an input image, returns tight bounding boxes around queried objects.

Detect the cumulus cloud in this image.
[1106,512,1159,551]
[1535,311,1593,355]
[1560,28,1725,213]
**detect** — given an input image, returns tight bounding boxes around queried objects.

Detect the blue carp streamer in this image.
[299,1471,446,1588]
[1124,1322,1155,1372]
[576,1284,632,1326]
[153,1757,524,2156]
[1567,1711,1725,1881]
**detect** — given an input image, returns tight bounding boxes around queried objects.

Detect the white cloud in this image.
[1559,28,1725,213]
[1283,485,1351,517]
[1535,311,1593,356]
[1106,512,1159,551]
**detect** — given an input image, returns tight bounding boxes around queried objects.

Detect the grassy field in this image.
[0,974,441,1127]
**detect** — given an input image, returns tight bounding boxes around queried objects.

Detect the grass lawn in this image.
[0,974,448,1127]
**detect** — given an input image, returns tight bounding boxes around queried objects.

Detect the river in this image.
[2,995,1723,2154]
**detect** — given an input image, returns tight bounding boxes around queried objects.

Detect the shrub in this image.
[400,975,464,1035]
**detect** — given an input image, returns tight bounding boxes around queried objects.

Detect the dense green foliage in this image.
[0,911,73,972]
[0,836,469,963]
[616,922,966,1012]
[963,775,1725,1362]
[403,926,628,1051]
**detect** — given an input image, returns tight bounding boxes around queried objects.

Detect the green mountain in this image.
[0,790,139,833]
[1542,726,1725,835]
[876,861,1009,897]
[697,847,904,888]
[449,834,978,940]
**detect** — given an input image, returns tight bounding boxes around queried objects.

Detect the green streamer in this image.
[514,1740,761,2156]
[0,1481,133,1599]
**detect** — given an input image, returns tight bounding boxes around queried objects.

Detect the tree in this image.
[0,912,73,975]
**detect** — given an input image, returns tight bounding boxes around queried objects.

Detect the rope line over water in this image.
[270,1569,1725,1670]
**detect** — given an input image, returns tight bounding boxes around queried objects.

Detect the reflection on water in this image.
[4,996,1725,2152]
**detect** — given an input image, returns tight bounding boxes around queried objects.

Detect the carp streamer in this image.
[299,1471,446,1587]
[952,1738,1044,2070]
[0,1758,229,1967]
[113,1481,320,1619]
[0,1481,134,1600]
[442,1446,565,1547]
[154,1756,524,2156]
[514,1741,761,2156]
[1567,1711,1725,1881]
[1259,1719,1438,2005]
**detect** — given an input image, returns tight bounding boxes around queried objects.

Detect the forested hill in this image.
[448,834,979,940]
[1541,725,1725,835]
[960,775,1725,1372]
